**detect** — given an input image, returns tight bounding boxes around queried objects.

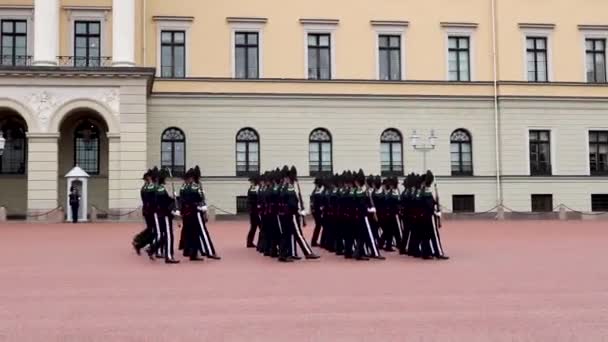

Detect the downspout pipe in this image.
[491,0,503,206]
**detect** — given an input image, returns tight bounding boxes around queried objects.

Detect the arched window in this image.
[74,120,100,175]
[236,127,259,176]
[161,127,186,177]
[451,129,473,175]
[380,128,403,176]
[309,128,332,176]
[0,118,27,174]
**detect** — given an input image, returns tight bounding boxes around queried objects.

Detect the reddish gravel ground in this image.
[1,220,608,341]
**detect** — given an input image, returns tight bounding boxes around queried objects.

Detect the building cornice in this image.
[0,66,157,95]
[578,25,608,31]
[440,22,478,29]
[152,16,194,22]
[62,6,112,11]
[226,17,268,24]
[299,18,339,25]
[370,20,409,27]
[0,5,33,10]
[518,23,555,30]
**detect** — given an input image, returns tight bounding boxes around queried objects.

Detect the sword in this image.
[165,167,180,215]
[434,183,442,228]
[294,179,307,227]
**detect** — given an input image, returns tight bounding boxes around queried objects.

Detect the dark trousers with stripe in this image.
[310,212,323,246]
[133,213,156,249]
[247,211,261,245]
[361,216,381,257]
[429,215,445,257]
[278,214,294,258]
[292,214,315,257]
[195,212,218,257]
[150,214,175,261]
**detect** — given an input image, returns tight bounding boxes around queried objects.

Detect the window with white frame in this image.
[448,36,470,81]
[228,18,266,79]
[0,8,33,66]
[526,37,548,82]
[154,17,192,78]
[301,20,337,80]
[378,34,401,80]
[234,32,259,79]
[520,24,553,82]
[586,38,606,83]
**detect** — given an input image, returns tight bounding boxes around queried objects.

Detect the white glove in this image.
[300,210,307,216]
[367,207,377,213]
[435,211,442,218]
[172,210,181,217]
[198,205,208,212]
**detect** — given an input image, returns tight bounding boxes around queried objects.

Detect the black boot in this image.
[165,259,180,264]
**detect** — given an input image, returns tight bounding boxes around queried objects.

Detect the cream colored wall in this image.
[0,176,27,215]
[144,0,493,80]
[496,0,608,82]
[499,99,608,176]
[148,96,498,178]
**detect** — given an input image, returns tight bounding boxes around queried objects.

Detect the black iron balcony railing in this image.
[0,55,32,67]
[530,163,552,176]
[57,56,112,67]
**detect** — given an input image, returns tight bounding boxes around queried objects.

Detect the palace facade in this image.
[1,0,608,219]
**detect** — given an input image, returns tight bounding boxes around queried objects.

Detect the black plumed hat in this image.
[424,170,434,187]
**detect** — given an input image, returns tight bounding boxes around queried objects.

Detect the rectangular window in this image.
[380,142,403,176]
[590,131,608,175]
[1,19,27,66]
[161,30,186,78]
[378,34,401,80]
[526,37,548,82]
[592,194,608,212]
[236,141,259,176]
[236,196,249,214]
[74,21,101,67]
[235,32,259,79]
[309,141,332,176]
[307,33,331,80]
[452,195,475,213]
[531,194,553,212]
[529,130,551,175]
[448,36,470,81]
[586,39,606,83]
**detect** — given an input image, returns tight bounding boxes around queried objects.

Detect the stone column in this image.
[33,0,59,66]
[26,133,59,221]
[112,0,136,67]
[107,134,122,216]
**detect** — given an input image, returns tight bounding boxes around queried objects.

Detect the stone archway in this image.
[57,109,110,216]
[0,109,29,218]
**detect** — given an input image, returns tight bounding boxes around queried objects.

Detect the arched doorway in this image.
[58,110,109,217]
[0,110,28,218]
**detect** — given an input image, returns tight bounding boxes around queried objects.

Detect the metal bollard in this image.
[90,207,98,222]
[207,207,216,222]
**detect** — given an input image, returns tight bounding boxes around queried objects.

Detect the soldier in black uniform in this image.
[69,185,80,223]
[318,177,332,250]
[246,175,261,248]
[310,177,324,247]
[179,168,203,261]
[381,177,403,252]
[192,166,221,260]
[420,171,449,260]
[147,168,179,264]
[132,169,157,255]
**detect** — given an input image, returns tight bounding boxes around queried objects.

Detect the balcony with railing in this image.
[0,55,112,68]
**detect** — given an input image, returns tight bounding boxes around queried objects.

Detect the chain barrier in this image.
[91,205,142,218]
[209,205,237,216]
[25,206,61,218]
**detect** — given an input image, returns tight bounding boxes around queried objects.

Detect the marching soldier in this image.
[246,175,261,248]
[192,166,221,260]
[132,169,157,255]
[310,177,324,247]
[147,168,179,264]
[420,170,449,260]
[179,168,204,261]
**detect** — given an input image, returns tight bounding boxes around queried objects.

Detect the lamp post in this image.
[410,129,437,171]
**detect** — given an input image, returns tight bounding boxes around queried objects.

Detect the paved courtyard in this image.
[0,220,607,341]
